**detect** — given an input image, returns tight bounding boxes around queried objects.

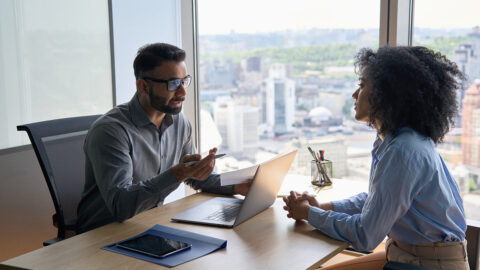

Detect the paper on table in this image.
[220,165,259,186]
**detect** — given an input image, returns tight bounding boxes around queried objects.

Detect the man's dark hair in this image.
[133,43,186,79]
[355,46,465,144]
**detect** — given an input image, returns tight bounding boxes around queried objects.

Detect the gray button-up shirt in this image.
[76,93,233,233]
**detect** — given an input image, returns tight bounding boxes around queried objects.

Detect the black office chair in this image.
[466,219,480,270]
[17,115,100,246]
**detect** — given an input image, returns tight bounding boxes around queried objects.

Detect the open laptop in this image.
[171,150,297,228]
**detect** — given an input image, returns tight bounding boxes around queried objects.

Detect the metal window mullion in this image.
[108,0,116,107]
[181,0,200,196]
[379,0,390,46]
[181,0,200,151]
[380,0,414,47]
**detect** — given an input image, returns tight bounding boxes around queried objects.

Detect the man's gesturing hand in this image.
[171,148,218,182]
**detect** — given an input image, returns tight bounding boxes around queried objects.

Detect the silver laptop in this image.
[171,150,297,228]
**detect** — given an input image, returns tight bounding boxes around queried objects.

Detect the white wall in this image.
[0,146,56,261]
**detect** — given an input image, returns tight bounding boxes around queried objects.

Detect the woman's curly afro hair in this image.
[355,46,466,144]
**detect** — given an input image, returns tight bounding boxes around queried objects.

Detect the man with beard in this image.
[76,43,249,233]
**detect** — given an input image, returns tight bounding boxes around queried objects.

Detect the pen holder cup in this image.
[311,159,333,187]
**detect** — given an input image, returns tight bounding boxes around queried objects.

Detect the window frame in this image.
[181,0,201,149]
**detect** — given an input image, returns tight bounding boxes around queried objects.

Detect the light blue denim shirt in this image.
[308,127,466,251]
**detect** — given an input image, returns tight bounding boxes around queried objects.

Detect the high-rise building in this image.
[246,56,262,72]
[262,63,295,136]
[204,59,236,87]
[454,43,480,80]
[213,98,259,158]
[462,80,480,167]
[453,29,480,127]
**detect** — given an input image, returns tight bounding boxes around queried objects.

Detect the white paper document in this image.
[220,165,259,186]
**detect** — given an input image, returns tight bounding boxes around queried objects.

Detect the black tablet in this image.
[116,234,191,258]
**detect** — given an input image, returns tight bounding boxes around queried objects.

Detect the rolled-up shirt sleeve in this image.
[86,123,179,222]
[332,192,367,215]
[307,146,418,251]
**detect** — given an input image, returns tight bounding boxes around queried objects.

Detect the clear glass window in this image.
[414,0,480,220]
[197,0,380,196]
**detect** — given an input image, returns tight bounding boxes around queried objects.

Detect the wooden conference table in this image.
[3,192,348,270]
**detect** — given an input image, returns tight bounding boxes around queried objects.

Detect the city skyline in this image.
[198,24,480,219]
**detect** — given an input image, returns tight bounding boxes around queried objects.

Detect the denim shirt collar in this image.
[371,127,412,167]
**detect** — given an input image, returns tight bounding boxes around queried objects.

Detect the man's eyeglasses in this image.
[141,75,192,92]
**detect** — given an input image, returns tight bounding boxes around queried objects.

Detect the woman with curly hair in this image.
[283,46,469,269]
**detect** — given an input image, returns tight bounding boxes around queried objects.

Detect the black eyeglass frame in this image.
[141,75,192,92]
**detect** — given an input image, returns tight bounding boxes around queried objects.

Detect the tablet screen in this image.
[116,234,191,258]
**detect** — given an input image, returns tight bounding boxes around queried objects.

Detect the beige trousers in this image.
[386,238,470,270]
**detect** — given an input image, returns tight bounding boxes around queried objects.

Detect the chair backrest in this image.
[466,219,480,270]
[17,115,100,240]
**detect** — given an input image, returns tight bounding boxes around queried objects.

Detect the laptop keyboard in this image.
[205,204,241,222]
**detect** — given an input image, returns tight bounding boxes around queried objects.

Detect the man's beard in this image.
[148,87,183,114]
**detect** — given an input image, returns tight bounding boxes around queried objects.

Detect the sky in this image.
[198,0,480,35]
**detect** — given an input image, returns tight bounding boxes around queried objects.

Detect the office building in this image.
[246,56,262,72]
[262,63,295,136]
[453,28,480,127]
[204,59,236,87]
[454,27,480,86]
[462,80,480,167]
[213,99,259,158]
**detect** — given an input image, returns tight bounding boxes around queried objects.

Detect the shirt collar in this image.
[128,92,174,130]
[128,92,152,127]
[372,127,411,159]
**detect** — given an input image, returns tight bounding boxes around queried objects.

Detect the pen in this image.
[319,150,325,161]
[308,146,328,183]
[319,150,332,184]
[307,146,319,162]
[184,153,226,166]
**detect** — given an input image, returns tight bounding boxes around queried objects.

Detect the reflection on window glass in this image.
[198,0,379,194]
[414,0,480,220]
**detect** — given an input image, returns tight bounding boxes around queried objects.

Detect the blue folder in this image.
[103,224,227,267]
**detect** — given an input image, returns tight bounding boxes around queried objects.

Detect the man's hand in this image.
[233,179,252,196]
[171,148,218,182]
[282,190,311,221]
